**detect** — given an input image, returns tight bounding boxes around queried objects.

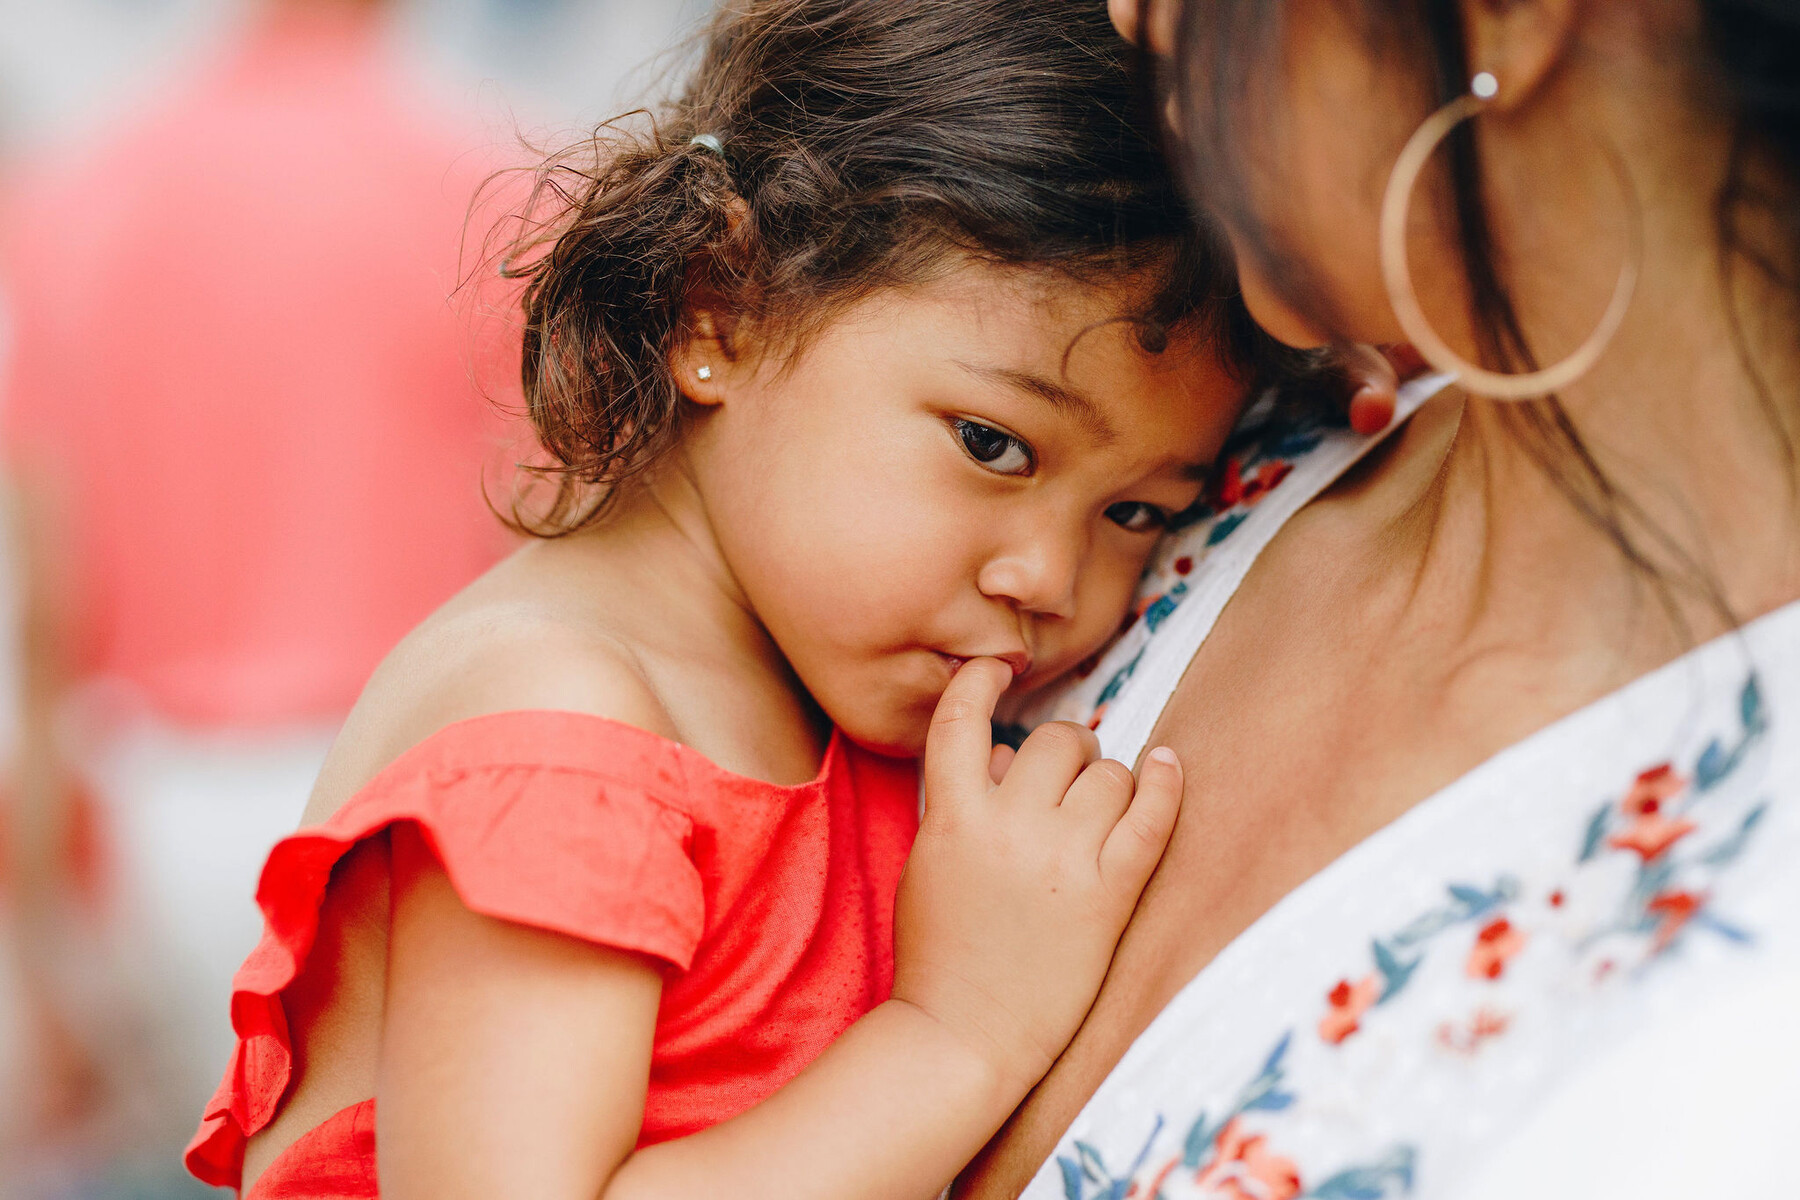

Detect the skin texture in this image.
[241,260,1236,1199]
[959,1,1800,1194]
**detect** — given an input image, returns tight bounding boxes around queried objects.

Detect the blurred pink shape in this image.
[2,2,520,729]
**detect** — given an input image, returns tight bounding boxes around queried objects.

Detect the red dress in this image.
[184,711,918,1196]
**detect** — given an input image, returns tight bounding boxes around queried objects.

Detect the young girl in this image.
[184,3,1291,1197]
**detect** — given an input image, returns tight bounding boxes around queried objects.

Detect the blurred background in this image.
[0,1,712,1195]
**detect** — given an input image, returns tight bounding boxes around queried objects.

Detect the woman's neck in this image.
[1427,17,1800,657]
[1386,246,1800,689]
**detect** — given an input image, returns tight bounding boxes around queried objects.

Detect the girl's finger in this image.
[999,720,1101,809]
[1060,756,1137,839]
[987,743,1016,786]
[1098,746,1183,895]
[922,657,1014,809]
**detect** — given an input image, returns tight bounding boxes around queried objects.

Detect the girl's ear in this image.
[670,302,736,407]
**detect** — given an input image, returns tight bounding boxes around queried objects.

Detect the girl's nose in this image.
[976,538,1080,620]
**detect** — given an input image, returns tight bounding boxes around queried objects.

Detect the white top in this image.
[1014,378,1800,1199]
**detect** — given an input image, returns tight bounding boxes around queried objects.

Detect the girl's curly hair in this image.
[499,0,1294,534]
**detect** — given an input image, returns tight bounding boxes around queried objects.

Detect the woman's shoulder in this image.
[301,586,679,827]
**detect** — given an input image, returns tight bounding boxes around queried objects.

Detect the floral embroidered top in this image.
[1012,377,1800,1200]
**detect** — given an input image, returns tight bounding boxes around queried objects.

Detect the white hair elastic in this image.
[688,133,726,156]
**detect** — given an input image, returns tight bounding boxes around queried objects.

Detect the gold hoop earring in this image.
[1378,72,1643,400]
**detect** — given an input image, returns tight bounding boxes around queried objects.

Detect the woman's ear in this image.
[1109,0,1177,55]
[1462,0,1580,112]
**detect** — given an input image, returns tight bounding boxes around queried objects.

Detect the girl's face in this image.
[682,263,1242,757]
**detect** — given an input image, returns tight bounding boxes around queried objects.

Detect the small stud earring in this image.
[696,365,713,381]
[1471,71,1498,100]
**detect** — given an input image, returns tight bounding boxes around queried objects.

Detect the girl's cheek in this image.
[1038,556,1138,679]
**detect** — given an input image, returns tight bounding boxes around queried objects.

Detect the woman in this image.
[963,0,1800,1195]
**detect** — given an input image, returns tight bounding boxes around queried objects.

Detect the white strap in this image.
[1099,374,1452,766]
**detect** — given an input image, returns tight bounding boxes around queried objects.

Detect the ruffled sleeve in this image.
[186,711,707,1188]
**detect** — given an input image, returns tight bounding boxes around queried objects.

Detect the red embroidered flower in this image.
[1607,764,1696,859]
[1608,812,1697,861]
[1622,763,1685,816]
[1466,917,1528,980]
[1646,889,1705,951]
[1235,461,1293,507]
[1214,458,1294,509]
[1192,1118,1303,1200]
[1214,458,1247,507]
[1319,974,1380,1044]
[1434,1007,1512,1056]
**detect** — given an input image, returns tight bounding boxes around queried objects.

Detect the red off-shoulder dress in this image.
[184,710,918,1197]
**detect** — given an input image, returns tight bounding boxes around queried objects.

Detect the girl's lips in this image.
[937,651,1032,679]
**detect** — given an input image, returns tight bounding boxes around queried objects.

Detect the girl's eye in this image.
[954,419,1033,476]
[1105,500,1170,533]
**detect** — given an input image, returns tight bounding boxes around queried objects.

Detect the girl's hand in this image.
[892,658,1182,1090]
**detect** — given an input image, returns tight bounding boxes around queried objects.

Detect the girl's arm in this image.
[379,825,661,1200]
[378,659,1182,1200]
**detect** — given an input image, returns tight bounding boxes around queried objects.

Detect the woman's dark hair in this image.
[1156,0,1800,629]
[499,0,1289,533]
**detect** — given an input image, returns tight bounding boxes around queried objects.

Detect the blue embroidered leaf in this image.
[1634,859,1676,906]
[1232,1032,1296,1116]
[1307,1146,1417,1200]
[1074,1141,1109,1183]
[1058,1156,1086,1200]
[1273,431,1327,456]
[1260,1030,1294,1078]
[1698,804,1768,866]
[1206,512,1248,545]
[1695,738,1731,791]
[1695,910,1754,944]
[1094,650,1144,706]
[1447,883,1497,914]
[1309,1177,1385,1200]
[1372,939,1421,1004]
[1742,673,1766,733]
[1243,1087,1296,1112]
[1120,1116,1165,1191]
[1143,582,1189,633]
[1182,1111,1216,1168]
[1386,1146,1418,1191]
[1578,800,1613,863]
[1389,907,1451,946]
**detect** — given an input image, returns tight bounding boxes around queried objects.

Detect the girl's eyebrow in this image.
[955,361,1118,444]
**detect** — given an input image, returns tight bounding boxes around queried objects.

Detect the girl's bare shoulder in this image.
[302,551,677,824]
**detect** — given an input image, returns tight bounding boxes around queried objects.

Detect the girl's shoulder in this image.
[303,590,678,826]
[189,614,725,1190]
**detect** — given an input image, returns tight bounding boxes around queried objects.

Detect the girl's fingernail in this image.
[1147,746,1179,768]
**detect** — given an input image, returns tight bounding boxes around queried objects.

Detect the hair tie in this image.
[688,133,726,156]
